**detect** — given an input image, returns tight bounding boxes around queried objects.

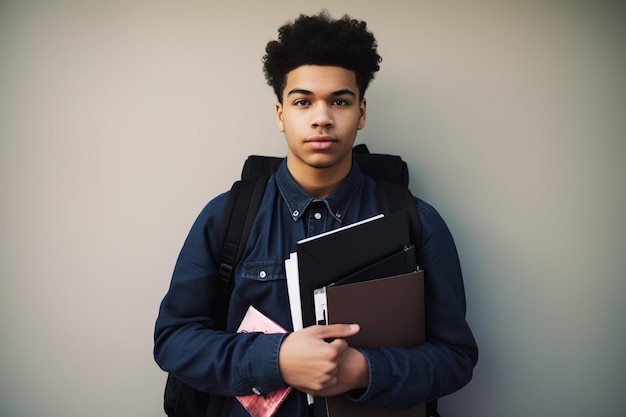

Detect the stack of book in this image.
[238,210,425,417]
[285,210,426,417]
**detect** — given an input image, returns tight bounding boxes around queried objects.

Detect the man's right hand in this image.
[278,324,361,395]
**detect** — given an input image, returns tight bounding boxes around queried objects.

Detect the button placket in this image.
[306,202,327,237]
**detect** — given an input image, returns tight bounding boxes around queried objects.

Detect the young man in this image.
[154,11,478,417]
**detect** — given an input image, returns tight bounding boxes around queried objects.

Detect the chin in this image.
[310,163,335,170]
[306,156,340,169]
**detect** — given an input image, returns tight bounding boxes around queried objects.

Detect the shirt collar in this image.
[275,158,364,223]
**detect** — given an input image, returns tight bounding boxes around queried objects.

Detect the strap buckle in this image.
[218,262,233,282]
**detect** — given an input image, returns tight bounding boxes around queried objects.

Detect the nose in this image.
[310,103,334,129]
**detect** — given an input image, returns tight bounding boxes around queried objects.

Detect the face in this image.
[276,65,366,179]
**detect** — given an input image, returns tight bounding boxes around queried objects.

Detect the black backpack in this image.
[163,144,437,417]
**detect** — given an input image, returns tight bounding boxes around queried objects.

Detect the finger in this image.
[328,337,350,353]
[313,323,360,339]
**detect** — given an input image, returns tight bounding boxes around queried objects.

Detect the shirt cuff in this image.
[243,333,288,395]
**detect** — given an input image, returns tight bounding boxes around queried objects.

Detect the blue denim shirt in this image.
[154,159,478,416]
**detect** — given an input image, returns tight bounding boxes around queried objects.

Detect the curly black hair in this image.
[262,11,382,102]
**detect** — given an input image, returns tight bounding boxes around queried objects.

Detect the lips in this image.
[306,136,337,150]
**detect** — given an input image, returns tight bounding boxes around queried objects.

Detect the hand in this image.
[278,324,369,396]
[311,346,369,397]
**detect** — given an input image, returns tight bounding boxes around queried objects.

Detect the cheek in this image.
[280,119,296,138]
[280,112,304,132]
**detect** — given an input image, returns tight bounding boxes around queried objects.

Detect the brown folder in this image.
[320,270,426,417]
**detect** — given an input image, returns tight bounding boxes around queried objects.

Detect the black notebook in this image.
[296,209,413,328]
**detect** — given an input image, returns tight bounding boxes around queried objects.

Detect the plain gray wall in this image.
[1,1,624,416]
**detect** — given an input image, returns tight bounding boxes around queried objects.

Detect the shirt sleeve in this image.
[153,193,288,396]
[347,198,478,408]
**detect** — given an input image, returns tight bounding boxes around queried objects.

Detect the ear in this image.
[357,98,367,130]
[275,102,285,132]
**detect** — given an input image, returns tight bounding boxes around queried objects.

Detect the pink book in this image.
[236,306,292,417]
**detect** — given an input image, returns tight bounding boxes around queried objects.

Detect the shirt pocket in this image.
[240,260,286,282]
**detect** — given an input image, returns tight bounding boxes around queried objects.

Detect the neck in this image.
[287,159,351,199]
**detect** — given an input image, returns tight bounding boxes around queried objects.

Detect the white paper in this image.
[297,214,384,244]
[284,252,313,405]
[284,252,303,332]
[313,287,327,325]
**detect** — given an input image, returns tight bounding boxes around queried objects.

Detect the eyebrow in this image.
[287,88,357,98]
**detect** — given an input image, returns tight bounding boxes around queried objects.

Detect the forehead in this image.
[283,65,359,95]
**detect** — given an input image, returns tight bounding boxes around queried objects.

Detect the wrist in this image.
[342,348,369,389]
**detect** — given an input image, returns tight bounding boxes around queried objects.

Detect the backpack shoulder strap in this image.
[241,155,283,181]
[165,175,264,417]
[375,179,422,247]
[214,174,270,329]
[353,144,410,186]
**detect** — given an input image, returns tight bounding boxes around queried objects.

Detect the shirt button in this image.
[314,212,322,220]
[259,270,267,279]
[292,210,299,217]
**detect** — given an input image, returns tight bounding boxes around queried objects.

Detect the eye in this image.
[294,99,310,106]
[332,98,350,106]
